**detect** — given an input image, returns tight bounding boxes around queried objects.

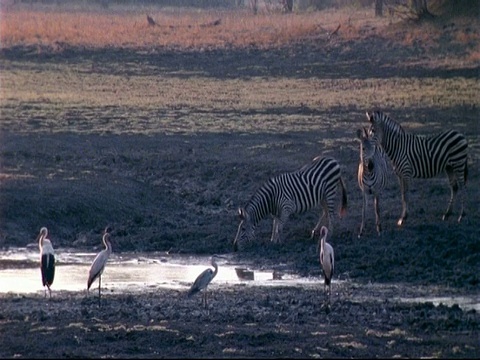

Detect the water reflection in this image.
[394,296,480,312]
[0,247,478,312]
[0,247,303,294]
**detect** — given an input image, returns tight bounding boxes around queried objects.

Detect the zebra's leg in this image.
[398,177,409,226]
[443,166,466,221]
[312,202,330,238]
[374,193,382,236]
[457,160,468,222]
[442,168,457,221]
[312,213,325,238]
[457,176,466,223]
[445,166,466,222]
[271,215,287,243]
[358,191,367,238]
[271,218,280,243]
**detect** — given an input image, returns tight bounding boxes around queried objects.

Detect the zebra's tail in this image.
[339,176,347,218]
[464,159,468,185]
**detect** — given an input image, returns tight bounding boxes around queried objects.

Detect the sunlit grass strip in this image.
[0,8,342,49]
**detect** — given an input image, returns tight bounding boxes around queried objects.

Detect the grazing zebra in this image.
[366,111,468,226]
[233,156,347,251]
[356,126,390,237]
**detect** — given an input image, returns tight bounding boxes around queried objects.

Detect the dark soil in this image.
[0,9,479,359]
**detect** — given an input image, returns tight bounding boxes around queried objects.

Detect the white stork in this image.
[87,229,112,305]
[319,226,334,302]
[37,227,55,298]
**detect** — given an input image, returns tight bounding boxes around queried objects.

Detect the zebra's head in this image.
[367,110,405,146]
[233,207,255,252]
[356,126,377,164]
[366,111,385,145]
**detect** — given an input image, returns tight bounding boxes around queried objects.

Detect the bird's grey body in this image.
[37,227,55,298]
[87,230,112,305]
[319,226,334,302]
[188,256,218,309]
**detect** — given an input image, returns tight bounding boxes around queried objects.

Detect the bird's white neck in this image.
[103,234,112,254]
[211,260,218,277]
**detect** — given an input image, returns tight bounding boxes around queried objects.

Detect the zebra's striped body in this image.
[233,156,347,251]
[356,127,390,237]
[366,111,468,225]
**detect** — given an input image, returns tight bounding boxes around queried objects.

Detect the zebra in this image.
[233,156,347,251]
[356,126,390,237]
[366,111,468,226]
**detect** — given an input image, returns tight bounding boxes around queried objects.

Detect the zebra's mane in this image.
[379,112,405,136]
[245,180,276,224]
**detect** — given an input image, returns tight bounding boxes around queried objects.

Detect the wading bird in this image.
[319,226,334,302]
[37,227,55,298]
[187,255,219,309]
[87,228,112,305]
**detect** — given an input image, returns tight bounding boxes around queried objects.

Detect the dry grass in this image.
[399,23,442,47]
[0,5,392,50]
[465,50,480,64]
[0,4,478,58]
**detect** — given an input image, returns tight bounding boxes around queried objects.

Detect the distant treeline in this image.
[13,0,241,8]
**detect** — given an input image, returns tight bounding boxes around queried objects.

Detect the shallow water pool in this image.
[0,247,478,312]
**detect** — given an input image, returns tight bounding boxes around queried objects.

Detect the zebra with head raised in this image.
[366,111,468,226]
[356,126,390,238]
[233,156,347,252]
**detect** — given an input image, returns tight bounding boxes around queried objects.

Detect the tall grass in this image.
[1,4,477,51]
[0,6,383,50]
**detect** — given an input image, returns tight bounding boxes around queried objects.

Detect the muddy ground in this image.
[0,8,479,359]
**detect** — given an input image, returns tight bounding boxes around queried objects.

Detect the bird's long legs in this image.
[43,285,52,299]
[98,275,102,307]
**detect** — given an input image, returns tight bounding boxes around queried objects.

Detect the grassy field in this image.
[1,4,479,245]
[1,2,478,51]
[0,5,361,48]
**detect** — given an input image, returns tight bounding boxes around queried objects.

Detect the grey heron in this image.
[37,227,55,298]
[87,228,112,305]
[319,226,334,302]
[187,255,219,309]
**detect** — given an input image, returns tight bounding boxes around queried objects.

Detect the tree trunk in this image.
[283,0,294,12]
[375,0,383,17]
[250,0,257,15]
[409,0,435,18]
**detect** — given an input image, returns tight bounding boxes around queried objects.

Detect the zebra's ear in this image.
[363,126,369,138]
[366,112,373,123]
[238,207,246,220]
[356,128,363,140]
